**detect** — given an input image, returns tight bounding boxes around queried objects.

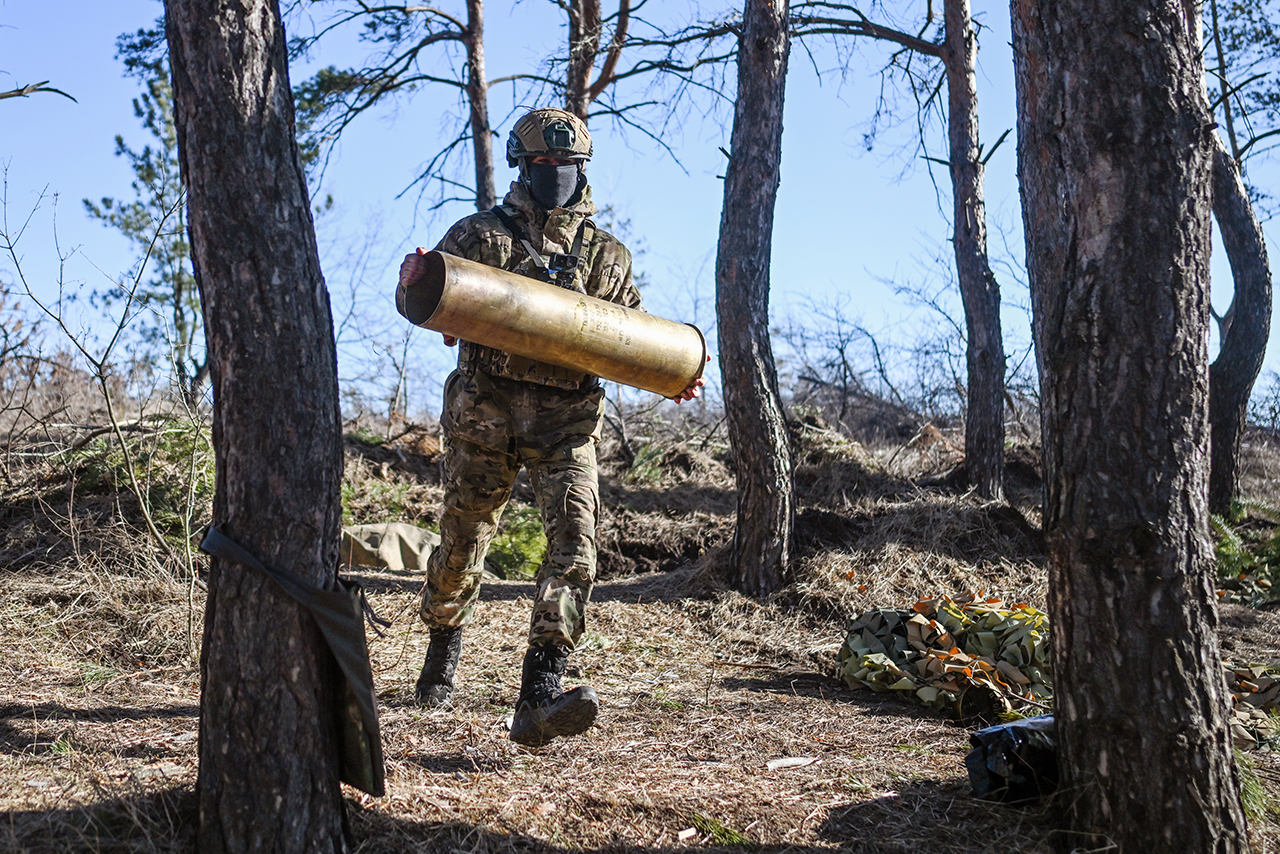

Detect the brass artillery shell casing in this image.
[397,251,707,399]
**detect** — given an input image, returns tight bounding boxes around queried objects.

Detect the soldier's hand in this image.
[673,356,711,404]
[401,248,456,344]
[398,246,431,292]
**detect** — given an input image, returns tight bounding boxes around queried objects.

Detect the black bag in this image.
[201,525,386,797]
[964,714,1057,802]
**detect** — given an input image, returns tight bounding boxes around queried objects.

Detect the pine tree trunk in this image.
[714,0,794,598]
[165,0,347,851]
[1012,2,1250,851]
[465,0,496,212]
[1209,136,1272,516]
[943,0,1005,502]
[565,0,602,120]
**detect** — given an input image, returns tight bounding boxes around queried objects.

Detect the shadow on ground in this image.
[1,787,197,854]
[0,703,198,756]
[0,758,1056,854]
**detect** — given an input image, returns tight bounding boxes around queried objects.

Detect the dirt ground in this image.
[0,565,1060,854]
[1,424,1278,853]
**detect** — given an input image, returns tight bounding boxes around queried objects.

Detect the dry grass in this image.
[1,415,1278,854]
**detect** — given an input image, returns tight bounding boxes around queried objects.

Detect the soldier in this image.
[397,107,704,747]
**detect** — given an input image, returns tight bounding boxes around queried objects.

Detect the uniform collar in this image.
[503,181,596,253]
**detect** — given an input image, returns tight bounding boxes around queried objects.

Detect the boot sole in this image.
[545,686,599,736]
[510,687,600,747]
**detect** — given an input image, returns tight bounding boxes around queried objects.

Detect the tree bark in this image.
[165,1,347,851]
[1012,2,1250,852]
[714,0,793,598]
[565,0,603,120]
[465,0,496,211]
[943,0,1005,502]
[1209,136,1272,515]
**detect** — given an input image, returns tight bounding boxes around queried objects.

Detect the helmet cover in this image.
[506,108,593,167]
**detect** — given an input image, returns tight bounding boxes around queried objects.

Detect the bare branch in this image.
[790,2,943,56]
[0,82,77,102]
[587,0,631,101]
[488,73,561,90]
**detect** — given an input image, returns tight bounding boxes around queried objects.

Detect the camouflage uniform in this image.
[421,180,639,650]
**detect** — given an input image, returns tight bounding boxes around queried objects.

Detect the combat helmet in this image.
[506,108,593,167]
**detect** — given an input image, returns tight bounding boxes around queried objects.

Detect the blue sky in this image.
[2,0,1276,419]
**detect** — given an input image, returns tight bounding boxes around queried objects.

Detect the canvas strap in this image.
[490,205,588,287]
[200,524,387,796]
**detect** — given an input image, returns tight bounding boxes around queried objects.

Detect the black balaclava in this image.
[526,161,586,210]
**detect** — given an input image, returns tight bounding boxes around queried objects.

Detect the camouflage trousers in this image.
[421,370,604,650]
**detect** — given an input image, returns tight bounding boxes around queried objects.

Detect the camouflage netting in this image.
[840,594,1280,749]
[838,594,1052,720]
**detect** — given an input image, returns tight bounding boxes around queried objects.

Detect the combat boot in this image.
[509,644,599,747]
[414,626,463,707]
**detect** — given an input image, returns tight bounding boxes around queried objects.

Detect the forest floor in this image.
[1,411,1278,853]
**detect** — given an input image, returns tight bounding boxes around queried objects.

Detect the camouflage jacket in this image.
[434,181,640,390]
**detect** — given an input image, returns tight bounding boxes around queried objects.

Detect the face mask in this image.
[526,162,583,209]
